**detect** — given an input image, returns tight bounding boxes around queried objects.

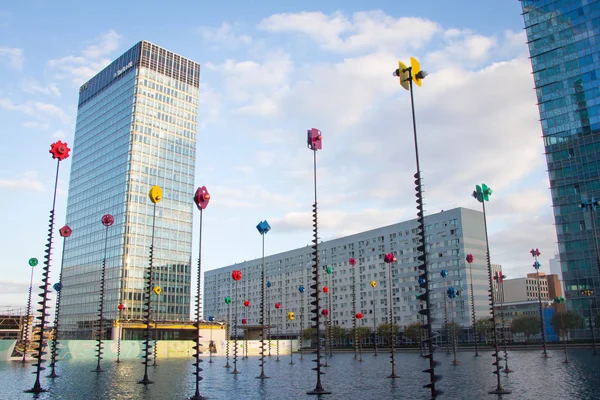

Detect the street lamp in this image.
[394,58,439,398]
[472,183,510,395]
[306,128,330,396]
[531,248,549,358]
[190,185,210,400]
[581,290,597,356]
[384,252,398,379]
[466,254,479,357]
[256,219,271,380]
[26,141,70,394]
[95,213,115,374]
[370,280,378,356]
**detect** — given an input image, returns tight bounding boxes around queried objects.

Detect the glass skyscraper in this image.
[521,1,600,319]
[59,41,200,337]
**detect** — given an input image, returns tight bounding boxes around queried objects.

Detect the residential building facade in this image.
[521,0,600,318]
[204,207,491,336]
[59,41,200,337]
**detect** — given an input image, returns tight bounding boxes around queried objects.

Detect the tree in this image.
[330,325,347,345]
[377,323,400,343]
[474,317,492,342]
[403,322,423,343]
[302,327,316,340]
[442,322,462,337]
[511,315,540,342]
[355,327,371,342]
[551,311,582,340]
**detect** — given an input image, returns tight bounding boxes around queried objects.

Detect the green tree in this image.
[377,323,400,343]
[355,327,371,342]
[510,315,540,342]
[474,317,492,342]
[403,322,423,343]
[551,311,582,340]
[302,327,316,340]
[442,322,462,337]
[330,325,347,345]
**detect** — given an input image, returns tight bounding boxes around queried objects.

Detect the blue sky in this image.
[0,0,557,311]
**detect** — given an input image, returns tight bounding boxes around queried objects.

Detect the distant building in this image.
[498,300,557,342]
[204,207,492,333]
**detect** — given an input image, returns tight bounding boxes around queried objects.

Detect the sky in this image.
[0,0,559,312]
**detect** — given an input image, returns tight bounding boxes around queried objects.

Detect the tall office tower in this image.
[59,41,200,337]
[521,1,600,318]
[204,208,491,335]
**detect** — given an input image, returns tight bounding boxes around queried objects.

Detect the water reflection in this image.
[2,349,599,399]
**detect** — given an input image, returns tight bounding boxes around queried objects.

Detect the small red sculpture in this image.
[244,300,250,307]
[275,303,281,309]
[384,253,396,263]
[323,286,329,293]
[321,309,328,317]
[232,270,242,281]
[466,254,474,263]
[59,225,72,238]
[101,214,114,227]
[118,303,125,310]
[242,318,247,325]
[49,141,70,161]
[349,257,356,266]
[194,186,210,210]
[356,313,363,319]
[530,248,541,257]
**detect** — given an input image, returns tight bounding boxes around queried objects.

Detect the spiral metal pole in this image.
[116,308,123,363]
[352,266,357,359]
[93,225,110,373]
[406,67,440,399]
[481,201,510,394]
[49,237,68,378]
[444,279,449,355]
[232,281,240,374]
[300,289,305,361]
[498,279,512,373]
[307,145,330,395]
[190,208,205,399]
[22,265,35,364]
[328,274,333,357]
[139,202,157,384]
[256,234,269,379]
[225,304,231,368]
[276,310,280,362]
[387,261,398,379]
[359,318,364,362]
[244,305,249,359]
[534,255,549,358]
[468,261,479,356]
[323,292,329,368]
[450,297,459,366]
[25,161,61,394]
[153,295,159,367]
[372,285,378,356]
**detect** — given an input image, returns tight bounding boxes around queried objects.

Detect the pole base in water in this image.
[488,388,511,395]
[387,373,399,379]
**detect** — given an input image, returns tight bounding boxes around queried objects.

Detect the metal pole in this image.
[451,296,459,366]
[93,223,110,373]
[498,278,511,373]
[257,232,268,379]
[535,258,549,357]
[139,202,157,384]
[352,265,357,359]
[444,278,449,355]
[468,260,479,356]
[191,207,205,399]
[232,280,240,374]
[372,285,378,356]
[387,260,397,378]
[22,265,35,364]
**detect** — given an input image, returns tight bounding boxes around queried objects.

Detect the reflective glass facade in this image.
[522,1,600,319]
[60,41,200,337]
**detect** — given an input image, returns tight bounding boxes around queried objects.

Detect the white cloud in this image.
[0,171,44,192]
[259,11,441,53]
[0,46,23,69]
[0,98,69,122]
[198,22,253,48]
[47,29,122,86]
[20,77,61,96]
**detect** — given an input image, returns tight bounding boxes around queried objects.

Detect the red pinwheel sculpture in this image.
[356,313,364,319]
[232,270,242,281]
[59,225,72,238]
[466,254,474,263]
[321,309,329,317]
[194,186,210,210]
[275,302,281,309]
[118,303,125,311]
[101,214,114,227]
[244,300,250,307]
[349,257,356,266]
[384,253,396,263]
[49,141,70,161]
[323,286,329,294]
[530,248,541,257]
[242,318,247,325]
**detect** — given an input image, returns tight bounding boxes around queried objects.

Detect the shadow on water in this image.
[2,349,600,400]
